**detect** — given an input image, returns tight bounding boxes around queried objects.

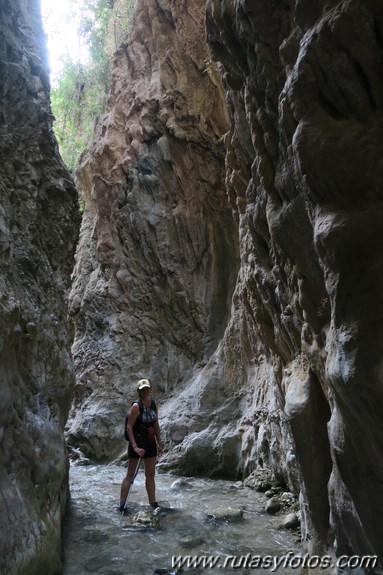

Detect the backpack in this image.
[124,399,156,441]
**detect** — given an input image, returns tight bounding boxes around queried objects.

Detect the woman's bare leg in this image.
[120,458,140,506]
[144,457,157,504]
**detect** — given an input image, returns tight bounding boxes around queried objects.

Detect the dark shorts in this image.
[128,429,157,459]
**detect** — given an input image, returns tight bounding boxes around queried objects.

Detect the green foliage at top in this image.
[51,59,104,172]
[51,0,135,172]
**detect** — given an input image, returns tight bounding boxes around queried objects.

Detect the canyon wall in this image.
[205,0,383,565]
[0,1,80,573]
[67,0,239,461]
[68,0,383,569]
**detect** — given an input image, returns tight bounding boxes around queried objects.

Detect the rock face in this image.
[205,0,383,565]
[69,0,383,568]
[67,0,238,460]
[0,1,79,574]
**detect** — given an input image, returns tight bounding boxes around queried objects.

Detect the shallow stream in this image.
[62,463,300,574]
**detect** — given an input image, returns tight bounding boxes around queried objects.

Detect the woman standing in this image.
[119,379,163,512]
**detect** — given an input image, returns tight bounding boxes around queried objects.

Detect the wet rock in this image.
[280,513,300,530]
[153,503,179,516]
[265,498,281,515]
[133,510,160,529]
[280,492,296,506]
[207,506,243,522]
[170,479,193,490]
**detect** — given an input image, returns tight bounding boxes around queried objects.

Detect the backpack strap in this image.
[133,399,157,425]
[132,400,144,422]
[133,399,156,413]
[125,401,146,441]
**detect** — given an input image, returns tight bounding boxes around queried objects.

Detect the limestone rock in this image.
[0,0,80,573]
[244,469,274,493]
[67,0,383,566]
[170,478,193,490]
[207,506,243,522]
[206,0,383,563]
[280,492,296,506]
[265,498,281,515]
[281,513,300,530]
[133,510,160,529]
[67,0,238,462]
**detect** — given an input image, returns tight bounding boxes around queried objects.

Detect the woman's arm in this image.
[154,402,163,456]
[127,403,145,457]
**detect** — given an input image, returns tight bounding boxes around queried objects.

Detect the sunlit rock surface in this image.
[0,0,80,573]
[69,0,383,568]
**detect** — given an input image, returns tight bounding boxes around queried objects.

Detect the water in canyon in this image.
[62,462,301,574]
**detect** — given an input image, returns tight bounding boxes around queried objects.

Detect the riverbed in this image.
[62,463,300,574]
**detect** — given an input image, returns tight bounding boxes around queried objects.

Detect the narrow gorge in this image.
[1,0,383,574]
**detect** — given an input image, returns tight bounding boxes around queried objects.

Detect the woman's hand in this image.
[157,442,163,457]
[134,446,145,458]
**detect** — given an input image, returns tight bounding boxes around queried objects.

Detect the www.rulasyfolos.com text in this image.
[171,551,379,571]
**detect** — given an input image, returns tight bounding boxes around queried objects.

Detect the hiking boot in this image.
[150,502,159,509]
[117,503,128,514]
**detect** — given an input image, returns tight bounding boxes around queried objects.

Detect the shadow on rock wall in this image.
[0,0,80,573]
[205,0,383,565]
